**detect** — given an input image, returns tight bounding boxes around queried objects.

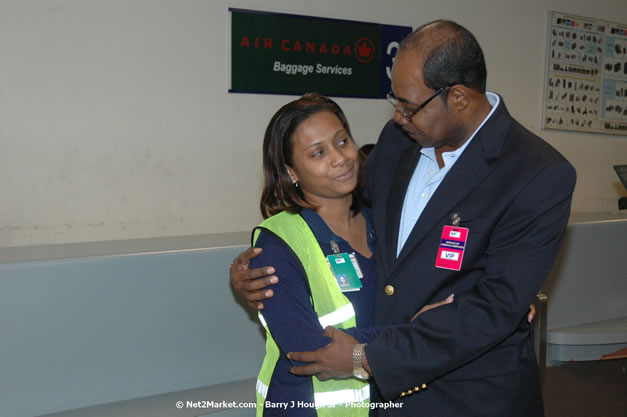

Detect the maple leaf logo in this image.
[354,37,375,63]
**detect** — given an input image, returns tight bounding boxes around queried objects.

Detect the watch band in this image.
[352,343,369,380]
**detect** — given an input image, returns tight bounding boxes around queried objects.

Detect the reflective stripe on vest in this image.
[260,304,355,330]
[256,378,269,399]
[314,385,370,408]
[318,303,356,328]
[258,314,267,328]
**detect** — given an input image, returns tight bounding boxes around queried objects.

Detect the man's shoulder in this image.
[486,117,576,193]
[505,118,570,166]
[489,97,569,165]
[474,100,575,189]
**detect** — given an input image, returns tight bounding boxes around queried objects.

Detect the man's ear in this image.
[448,85,470,110]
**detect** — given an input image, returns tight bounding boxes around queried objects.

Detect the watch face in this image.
[353,369,369,380]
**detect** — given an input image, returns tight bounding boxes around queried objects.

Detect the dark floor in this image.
[543,359,627,417]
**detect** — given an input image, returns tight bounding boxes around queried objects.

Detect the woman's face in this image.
[287,111,359,207]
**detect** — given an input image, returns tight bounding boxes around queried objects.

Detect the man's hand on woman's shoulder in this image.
[230,247,278,309]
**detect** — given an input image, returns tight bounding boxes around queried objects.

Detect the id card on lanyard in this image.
[326,240,363,292]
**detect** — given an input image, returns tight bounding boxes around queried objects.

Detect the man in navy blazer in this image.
[233,20,576,416]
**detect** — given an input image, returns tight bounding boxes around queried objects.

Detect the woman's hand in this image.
[527,304,536,323]
[410,294,455,322]
[408,294,537,323]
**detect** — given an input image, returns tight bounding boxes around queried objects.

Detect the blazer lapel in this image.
[382,141,422,276]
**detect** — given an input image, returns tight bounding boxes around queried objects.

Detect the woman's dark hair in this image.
[401,20,487,99]
[260,93,364,219]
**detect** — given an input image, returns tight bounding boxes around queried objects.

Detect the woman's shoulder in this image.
[250,229,295,269]
[252,228,290,252]
[254,210,315,245]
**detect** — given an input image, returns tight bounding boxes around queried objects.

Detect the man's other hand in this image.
[288,326,356,380]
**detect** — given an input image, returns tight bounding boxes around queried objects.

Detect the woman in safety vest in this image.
[251,93,377,416]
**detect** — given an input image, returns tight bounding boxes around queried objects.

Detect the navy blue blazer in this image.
[364,95,576,417]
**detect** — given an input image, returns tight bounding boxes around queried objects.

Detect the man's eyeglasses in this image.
[386,86,451,122]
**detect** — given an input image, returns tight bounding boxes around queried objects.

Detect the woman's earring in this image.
[289,173,299,187]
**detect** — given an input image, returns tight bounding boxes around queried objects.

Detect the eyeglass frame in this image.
[386,85,453,122]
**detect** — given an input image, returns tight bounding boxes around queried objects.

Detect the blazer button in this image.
[384,285,395,296]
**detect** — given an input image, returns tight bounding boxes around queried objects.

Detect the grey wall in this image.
[0,242,263,417]
[543,214,627,330]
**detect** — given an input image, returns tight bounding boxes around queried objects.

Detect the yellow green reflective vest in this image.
[253,211,370,417]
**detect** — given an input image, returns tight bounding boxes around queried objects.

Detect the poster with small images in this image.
[543,11,627,135]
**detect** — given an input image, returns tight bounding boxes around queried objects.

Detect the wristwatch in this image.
[352,343,370,380]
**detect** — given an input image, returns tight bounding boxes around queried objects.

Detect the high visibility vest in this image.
[253,211,370,417]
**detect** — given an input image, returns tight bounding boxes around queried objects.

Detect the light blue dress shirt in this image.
[397,92,500,256]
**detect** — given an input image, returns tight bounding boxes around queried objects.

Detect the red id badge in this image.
[435,225,469,271]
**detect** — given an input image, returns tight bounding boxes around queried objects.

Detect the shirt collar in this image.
[471,91,500,141]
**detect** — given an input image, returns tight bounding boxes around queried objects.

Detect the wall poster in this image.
[229,8,411,98]
[543,11,627,135]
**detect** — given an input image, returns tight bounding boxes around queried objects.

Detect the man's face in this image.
[390,50,458,149]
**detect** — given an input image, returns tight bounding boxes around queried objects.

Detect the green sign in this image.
[230,9,411,98]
